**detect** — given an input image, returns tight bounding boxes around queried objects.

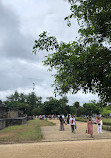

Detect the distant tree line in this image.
[2,91,111,117]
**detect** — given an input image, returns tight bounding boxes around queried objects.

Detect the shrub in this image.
[102,125,111,131]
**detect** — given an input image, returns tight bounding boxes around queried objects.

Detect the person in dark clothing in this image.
[59,115,65,131]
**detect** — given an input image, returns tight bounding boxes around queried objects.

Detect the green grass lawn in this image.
[0,118,55,143]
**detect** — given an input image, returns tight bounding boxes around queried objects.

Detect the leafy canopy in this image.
[33,0,111,103]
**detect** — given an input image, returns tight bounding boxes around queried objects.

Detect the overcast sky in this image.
[0,0,99,105]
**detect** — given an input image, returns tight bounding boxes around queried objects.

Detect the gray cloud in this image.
[0,1,37,62]
[0,0,99,104]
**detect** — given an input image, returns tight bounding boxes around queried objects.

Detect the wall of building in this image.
[0,116,27,130]
[0,119,6,130]
[0,103,27,130]
[5,116,27,126]
[8,110,18,118]
[0,108,8,118]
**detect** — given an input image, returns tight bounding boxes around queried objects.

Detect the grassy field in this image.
[0,118,55,143]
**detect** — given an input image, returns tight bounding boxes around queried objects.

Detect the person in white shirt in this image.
[70,115,76,133]
[96,117,103,134]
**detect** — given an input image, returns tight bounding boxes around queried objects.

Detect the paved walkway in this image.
[41,119,111,141]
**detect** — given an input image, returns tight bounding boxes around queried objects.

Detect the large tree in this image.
[83,102,100,116]
[73,101,80,116]
[43,96,70,115]
[33,0,111,103]
[4,91,43,115]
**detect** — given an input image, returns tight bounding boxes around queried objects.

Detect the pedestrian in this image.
[59,115,65,131]
[87,117,93,138]
[96,117,103,134]
[70,115,76,133]
[66,114,70,124]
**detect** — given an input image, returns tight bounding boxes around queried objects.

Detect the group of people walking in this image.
[59,114,103,137]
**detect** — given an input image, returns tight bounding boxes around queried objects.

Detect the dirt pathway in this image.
[0,139,111,158]
[41,119,111,141]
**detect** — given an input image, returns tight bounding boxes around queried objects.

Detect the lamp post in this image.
[33,83,35,92]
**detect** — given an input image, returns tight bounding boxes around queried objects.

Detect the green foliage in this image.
[4,91,43,116]
[43,96,70,115]
[4,91,71,116]
[73,101,80,116]
[70,100,101,116]
[102,118,111,126]
[33,31,59,53]
[66,0,111,43]
[33,0,111,103]
[75,117,88,122]
[83,102,99,115]
[3,91,107,116]
[74,101,80,108]
[101,108,111,117]
[102,125,111,131]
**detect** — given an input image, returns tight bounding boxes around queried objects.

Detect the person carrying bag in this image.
[70,115,76,133]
